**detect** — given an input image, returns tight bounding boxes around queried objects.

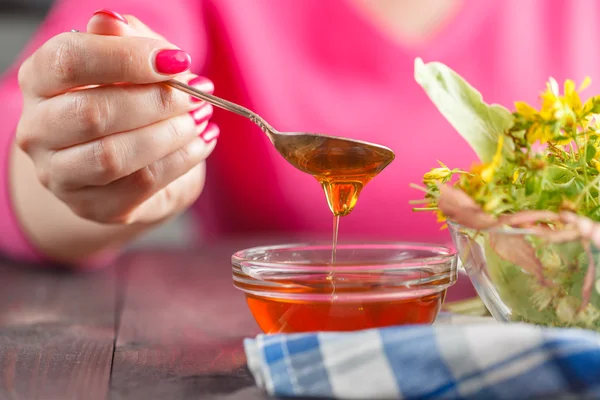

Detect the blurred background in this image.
[0,0,194,250]
[0,0,48,73]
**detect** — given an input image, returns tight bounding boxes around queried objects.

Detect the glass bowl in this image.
[448,221,600,330]
[231,242,458,334]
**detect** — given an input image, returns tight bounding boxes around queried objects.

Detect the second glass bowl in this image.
[232,242,457,334]
[448,221,600,330]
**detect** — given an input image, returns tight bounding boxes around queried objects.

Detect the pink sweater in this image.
[1,0,598,263]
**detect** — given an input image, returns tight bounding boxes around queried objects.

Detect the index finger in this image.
[19,31,191,98]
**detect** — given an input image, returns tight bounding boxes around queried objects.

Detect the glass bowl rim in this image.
[231,241,457,272]
[231,241,458,301]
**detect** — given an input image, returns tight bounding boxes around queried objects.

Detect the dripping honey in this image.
[275,134,393,263]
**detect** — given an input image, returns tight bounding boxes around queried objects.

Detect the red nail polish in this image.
[93,9,128,25]
[189,104,213,125]
[200,123,220,143]
[155,50,191,75]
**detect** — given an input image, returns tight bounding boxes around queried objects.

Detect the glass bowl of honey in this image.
[232,242,458,334]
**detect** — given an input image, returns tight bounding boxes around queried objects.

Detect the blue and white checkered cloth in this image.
[244,316,600,399]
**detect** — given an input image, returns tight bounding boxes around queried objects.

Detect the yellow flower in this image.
[514,101,539,120]
[512,170,520,184]
[538,77,590,127]
[515,77,586,145]
[541,81,576,125]
[480,135,504,182]
[538,78,560,118]
[583,95,600,115]
[424,168,450,182]
[591,158,600,173]
[563,79,583,114]
[423,161,451,183]
[435,209,446,223]
[579,76,592,91]
[526,122,554,144]
[513,78,590,145]
[463,164,486,190]
[435,209,448,230]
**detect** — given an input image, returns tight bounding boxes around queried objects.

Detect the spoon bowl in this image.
[271,132,394,177]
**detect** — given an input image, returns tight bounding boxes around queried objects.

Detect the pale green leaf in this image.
[414,58,514,163]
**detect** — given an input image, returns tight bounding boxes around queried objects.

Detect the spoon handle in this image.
[164,79,275,134]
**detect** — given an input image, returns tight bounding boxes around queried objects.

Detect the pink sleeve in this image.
[0,0,209,264]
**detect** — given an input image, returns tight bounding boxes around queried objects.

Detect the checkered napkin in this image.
[243,316,600,399]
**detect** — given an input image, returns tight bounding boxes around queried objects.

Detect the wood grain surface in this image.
[0,260,117,400]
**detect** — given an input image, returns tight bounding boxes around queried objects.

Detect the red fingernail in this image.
[93,9,128,25]
[189,104,213,125]
[188,76,214,103]
[200,122,220,143]
[155,50,191,75]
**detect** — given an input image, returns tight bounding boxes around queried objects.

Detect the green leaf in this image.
[536,190,553,209]
[587,144,597,163]
[525,175,540,196]
[414,58,514,163]
[587,206,600,221]
[545,165,573,182]
[542,166,580,197]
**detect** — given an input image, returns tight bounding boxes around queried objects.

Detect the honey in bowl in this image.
[232,243,457,334]
[246,289,446,333]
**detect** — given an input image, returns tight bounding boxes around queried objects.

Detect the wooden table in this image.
[0,237,477,400]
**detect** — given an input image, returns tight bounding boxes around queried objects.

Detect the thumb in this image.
[84,10,198,86]
[87,9,167,41]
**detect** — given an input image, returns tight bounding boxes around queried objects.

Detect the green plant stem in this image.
[576,173,600,208]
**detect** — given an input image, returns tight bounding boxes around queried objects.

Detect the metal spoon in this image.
[165,79,395,178]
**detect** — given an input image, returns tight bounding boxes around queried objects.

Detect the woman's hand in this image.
[15,11,218,226]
